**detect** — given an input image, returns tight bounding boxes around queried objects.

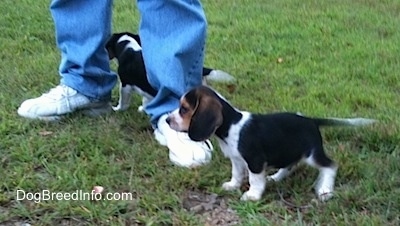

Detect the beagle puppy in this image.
[166,86,375,201]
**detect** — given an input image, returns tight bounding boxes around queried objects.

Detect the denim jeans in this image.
[50,0,117,101]
[50,0,207,125]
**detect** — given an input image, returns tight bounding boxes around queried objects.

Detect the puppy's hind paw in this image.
[137,105,144,112]
[240,191,261,201]
[222,181,240,191]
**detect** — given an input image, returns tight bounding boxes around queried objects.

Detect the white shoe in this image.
[17,84,111,121]
[155,114,213,168]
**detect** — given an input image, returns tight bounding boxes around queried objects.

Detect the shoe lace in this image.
[43,85,74,99]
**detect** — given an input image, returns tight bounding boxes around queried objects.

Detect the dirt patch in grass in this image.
[182,190,240,225]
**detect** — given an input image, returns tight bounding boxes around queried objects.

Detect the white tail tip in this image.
[205,70,236,83]
[342,118,377,126]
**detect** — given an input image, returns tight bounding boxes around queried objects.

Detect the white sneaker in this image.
[155,114,213,168]
[17,84,111,121]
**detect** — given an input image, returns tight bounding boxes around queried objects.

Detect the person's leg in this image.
[137,0,206,125]
[18,0,117,120]
[54,0,116,100]
[137,0,212,168]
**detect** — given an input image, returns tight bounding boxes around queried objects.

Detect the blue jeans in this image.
[50,0,207,125]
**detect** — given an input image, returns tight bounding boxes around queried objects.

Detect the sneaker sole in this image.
[18,104,112,121]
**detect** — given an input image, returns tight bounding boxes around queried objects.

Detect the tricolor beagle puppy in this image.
[166,86,376,201]
[106,32,235,112]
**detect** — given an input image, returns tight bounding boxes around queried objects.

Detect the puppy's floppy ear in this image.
[130,33,141,45]
[105,34,119,59]
[188,96,223,141]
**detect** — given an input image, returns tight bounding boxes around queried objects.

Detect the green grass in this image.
[1,0,399,225]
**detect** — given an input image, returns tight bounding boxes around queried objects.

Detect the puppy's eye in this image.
[179,106,188,115]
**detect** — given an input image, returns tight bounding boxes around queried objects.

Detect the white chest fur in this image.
[216,112,251,158]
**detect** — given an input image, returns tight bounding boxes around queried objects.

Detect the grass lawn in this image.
[1,0,399,225]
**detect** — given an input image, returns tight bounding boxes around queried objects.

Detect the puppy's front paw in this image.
[222,181,240,191]
[112,105,121,111]
[316,187,334,201]
[240,191,261,201]
[113,104,129,111]
[266,175,277,182]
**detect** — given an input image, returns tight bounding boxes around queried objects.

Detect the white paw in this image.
[112,105,121,111]
[222,181,240,191]
[137,105,144,112]
[317,187,334,201]
[240,191,261,201]
[112,104,128,111]
[266,175,277,182]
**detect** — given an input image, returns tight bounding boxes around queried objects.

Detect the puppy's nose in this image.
[166,117,171,125]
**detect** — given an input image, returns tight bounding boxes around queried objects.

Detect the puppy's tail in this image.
[204,69,236,83]
[313,117,377,127]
